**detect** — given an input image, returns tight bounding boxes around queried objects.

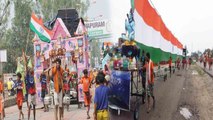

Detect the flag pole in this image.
[25,28,31,54]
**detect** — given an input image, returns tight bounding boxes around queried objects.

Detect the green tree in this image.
[38,0,90,21]
[0,0,10,39]
[2,0,34,73]
[90,40,102,68]
[1,0,90,73]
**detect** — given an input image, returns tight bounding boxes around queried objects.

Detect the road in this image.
[3,64,213,120]
[110,64,213,120]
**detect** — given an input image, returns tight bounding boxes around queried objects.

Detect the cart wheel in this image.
[134,105,140,120]
[118,109,121,115]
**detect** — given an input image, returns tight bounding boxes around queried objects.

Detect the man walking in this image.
[25,68,36,120]
[40,69,49,112]
[145,52,155,113]
[51,58,64,120]
[79,69,93,119]
[168,57,172,78]
[23,54,36,120]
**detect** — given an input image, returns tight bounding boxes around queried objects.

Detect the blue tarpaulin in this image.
[108,70,131,110]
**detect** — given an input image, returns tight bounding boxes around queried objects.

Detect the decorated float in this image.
[106,0,184,119]
[32,9,89,105]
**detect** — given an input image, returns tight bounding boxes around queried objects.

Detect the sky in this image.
[3,0,212,53]
[87,0,213,54]
[147,0,213,53]
[86,0,110,20]
[109,0,131,41]
[87,0,130,42]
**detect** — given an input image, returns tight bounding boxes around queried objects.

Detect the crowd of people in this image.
[0,56,111,120]
[0,48,194,120]
[199,54,213,70]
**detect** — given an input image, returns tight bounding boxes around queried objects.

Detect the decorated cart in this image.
[107,0,184,119]
[33,16,89,105]
[102,38,143,120]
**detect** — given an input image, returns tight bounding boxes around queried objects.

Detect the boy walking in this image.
[23,53,36,120]
[145,53,155,113]
[40,69,49,112]
[79,69,92,119]
[25,68,36,120]
[93,72,109,120]
[15,73,24,120]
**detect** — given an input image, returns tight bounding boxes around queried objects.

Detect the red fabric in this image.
[113,60,120,68]
[168,59,172,66]
[41,84,47,90]
[17,99,23,107]
[17,90,24,107]
[28,87,36,95]
[63,83,70,91]
[17,91,23,99]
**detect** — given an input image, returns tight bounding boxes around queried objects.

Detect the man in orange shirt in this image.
[0,75,4,120]
[79,69,92,119]
[15,73,24,120]
[176,57,180,70]
[51,58,64,120]
[145,53,155,113]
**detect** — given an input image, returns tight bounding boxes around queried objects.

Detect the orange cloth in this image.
[17,99,23,107]
[16,81,24,107]
[0,81,4,113]
[89,71,94,81]
[52,67,64,93]
[83,92,91,106]
[0,81,4,93]
[79,76,92,92]
[168,59,172,66]
[146,60,154,84]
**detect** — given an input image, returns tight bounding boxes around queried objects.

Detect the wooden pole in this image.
[25,28,31,54]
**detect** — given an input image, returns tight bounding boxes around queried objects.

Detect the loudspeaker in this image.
[57,9,79,36]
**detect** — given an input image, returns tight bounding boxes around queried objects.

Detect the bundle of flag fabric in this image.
[134,0,183,63]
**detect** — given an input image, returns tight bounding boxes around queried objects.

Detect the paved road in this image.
[110,65,186,120]
[111,64,213,120]
[172,64,213,120]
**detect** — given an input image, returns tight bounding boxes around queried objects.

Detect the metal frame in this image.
[130,69,143,97]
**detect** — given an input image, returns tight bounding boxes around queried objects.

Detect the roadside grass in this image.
[194,65,205,76]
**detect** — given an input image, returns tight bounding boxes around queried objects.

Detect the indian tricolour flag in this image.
[30,13,52,43]
[134,0,183,63]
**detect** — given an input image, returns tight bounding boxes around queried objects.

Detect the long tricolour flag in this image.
[30,13,52,43]
[134,0,183,63]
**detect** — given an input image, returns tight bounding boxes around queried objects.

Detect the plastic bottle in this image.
[132,57,136,69]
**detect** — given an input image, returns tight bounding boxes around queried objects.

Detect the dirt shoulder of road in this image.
[172,65,213,120]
